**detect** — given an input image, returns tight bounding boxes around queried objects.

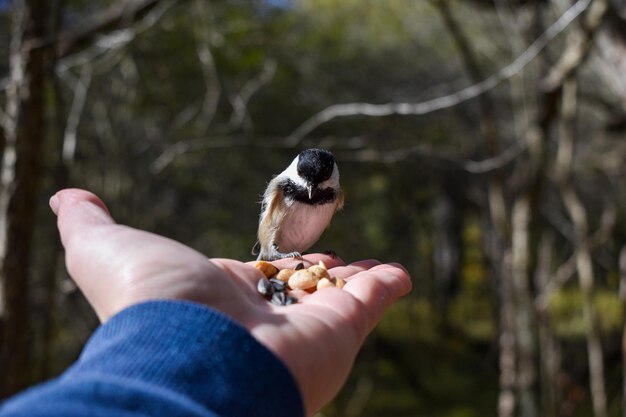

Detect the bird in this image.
[252,148,344,261]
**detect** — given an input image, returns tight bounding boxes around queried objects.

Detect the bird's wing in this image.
[335,188,345,212]
[256,177,286,252]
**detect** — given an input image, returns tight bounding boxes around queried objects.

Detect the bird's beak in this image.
[307,184,314,199]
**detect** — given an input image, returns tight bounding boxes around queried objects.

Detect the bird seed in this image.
[257,277,273,296]
[254,259,345,306]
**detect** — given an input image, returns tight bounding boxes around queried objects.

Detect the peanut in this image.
[254,261,278,278]
[334,277,346,289]
[258,259,346,302]
[307,265,330,281]
[275,268,297,282]
[316,277,335,290]
[288,269,320,290]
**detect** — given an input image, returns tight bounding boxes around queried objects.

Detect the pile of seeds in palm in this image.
[254,260,346,306]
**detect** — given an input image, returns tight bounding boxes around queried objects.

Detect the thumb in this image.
[49,189,123,321]
[50,188,115,248]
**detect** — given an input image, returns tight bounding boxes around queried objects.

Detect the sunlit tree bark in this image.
[0,0,48,397]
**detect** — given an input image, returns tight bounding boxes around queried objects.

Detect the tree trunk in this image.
[620,246,626,417]
[433,3,542,415]
[511,196,537,417]
[557,77,607,417]
[535,232,560,417]
[432,176,463,315]
[0,0,48,397]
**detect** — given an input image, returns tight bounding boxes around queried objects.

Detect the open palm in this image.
[51,188,412,415]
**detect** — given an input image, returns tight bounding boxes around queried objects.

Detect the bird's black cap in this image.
[297,148,335,185]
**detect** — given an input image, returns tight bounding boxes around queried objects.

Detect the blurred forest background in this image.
[0,0,625,416]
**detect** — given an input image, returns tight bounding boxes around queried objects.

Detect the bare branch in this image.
[92,100,115,143]
[229,59,277,130]
[558,77,607,417]
[316,130,534,174]
[285,0,592,146]
[150,134,377,174]
[27,0,178,58]
[535,203,615,312]
[464,130,539,174]
[150,138,207,174]
[190,0,221,133]
[283,132,536,175]
[150,136,259,174]
[542,0,609,92]
[60,64,92,164]
[562,188,608,417]
[0,0,28,182]
[55,0,178,73]
[337,144,460,165]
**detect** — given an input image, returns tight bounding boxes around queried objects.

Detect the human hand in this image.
[50,188,412,416]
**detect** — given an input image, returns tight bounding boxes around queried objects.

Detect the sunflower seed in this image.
[285,296,298,305]
[270,291,287,306]
[257,277,273,296]
[295,262,305,270]
[269,278,287,292]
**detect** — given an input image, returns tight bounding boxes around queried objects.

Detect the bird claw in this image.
[268,244,302,261]
[322,249,337,259]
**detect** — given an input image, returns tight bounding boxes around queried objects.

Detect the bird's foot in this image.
[322,249,338,259]
[282,251,303,260]
[267,244,303,261]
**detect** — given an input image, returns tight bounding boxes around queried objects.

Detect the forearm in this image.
[0,301,304,417]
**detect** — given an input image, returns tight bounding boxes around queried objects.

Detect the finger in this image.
[50,188,115,249]
[270,253,345,270]
[341,263,412,332]
[48,189,122,320]
[300,287,371,344]
[246,253,346,270]
[299,261,408,344]
[245,258,310,270]
[328,259,381,279]
[300,253,345,269]
[50,189,118,282]
[266,258,311,270]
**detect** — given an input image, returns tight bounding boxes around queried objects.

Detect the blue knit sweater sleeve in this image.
[0,301,304,417]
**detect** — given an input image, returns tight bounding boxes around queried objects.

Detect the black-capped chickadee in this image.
[252,148,344,261]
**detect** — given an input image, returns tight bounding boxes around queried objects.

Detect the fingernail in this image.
[49,194,59,214]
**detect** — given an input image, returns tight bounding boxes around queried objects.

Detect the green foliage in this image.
[549,288,624,338]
